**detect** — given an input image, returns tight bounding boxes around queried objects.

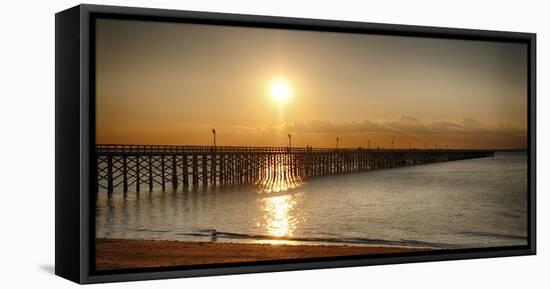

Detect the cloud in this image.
[284,120,387,134]
[279,116,525,136]
[188,116,525,138]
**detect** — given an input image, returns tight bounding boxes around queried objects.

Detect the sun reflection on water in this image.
[255,160,303,193]
[252,158,305,244]
[260,193,301,238]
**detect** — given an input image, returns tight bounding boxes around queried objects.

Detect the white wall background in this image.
[0,0,546,287]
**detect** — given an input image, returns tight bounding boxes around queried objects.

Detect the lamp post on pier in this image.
[212,129,216,147]
[288,134,292,148]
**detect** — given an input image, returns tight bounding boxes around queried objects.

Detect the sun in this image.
[270,80,291,103]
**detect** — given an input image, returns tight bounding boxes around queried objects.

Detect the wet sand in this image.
[96,238,427,270]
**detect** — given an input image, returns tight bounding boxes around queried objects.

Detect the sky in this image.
[95,18,528,149]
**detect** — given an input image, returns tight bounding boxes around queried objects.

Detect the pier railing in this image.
[95,144,494,195]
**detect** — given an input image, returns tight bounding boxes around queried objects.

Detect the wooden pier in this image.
[96,144,494,195]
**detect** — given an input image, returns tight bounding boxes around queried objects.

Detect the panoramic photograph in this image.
[94,18,528,270]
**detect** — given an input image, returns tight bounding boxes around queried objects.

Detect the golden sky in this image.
[95,18,527,149]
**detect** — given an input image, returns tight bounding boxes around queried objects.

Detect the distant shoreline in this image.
[95,238,429,271]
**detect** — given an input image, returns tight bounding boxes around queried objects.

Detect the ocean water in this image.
[96,152,528,249]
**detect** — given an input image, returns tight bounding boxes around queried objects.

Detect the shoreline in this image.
[96,238,429,270]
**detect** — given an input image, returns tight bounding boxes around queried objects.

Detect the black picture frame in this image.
[55,4,536,284]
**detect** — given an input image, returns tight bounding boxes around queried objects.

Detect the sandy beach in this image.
[96,238,427,270]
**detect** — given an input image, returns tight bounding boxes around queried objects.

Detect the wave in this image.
[102,226,527,249]
[116,227,460,249]
[458,231,528,241]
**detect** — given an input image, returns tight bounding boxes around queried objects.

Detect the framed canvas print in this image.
[55,4,536,284]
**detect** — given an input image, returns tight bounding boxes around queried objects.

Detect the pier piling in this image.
[96,144,494,195]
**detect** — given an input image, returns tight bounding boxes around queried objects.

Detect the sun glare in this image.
[270,80,291,103]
